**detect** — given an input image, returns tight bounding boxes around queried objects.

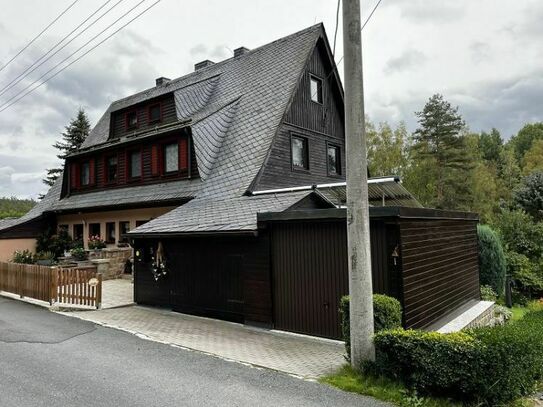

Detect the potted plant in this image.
[35,251,56,266]
[70,247,87,261]
[88,235,106,251]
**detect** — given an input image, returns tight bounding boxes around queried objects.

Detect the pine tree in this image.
[43,108,91,188]
[410,94,472,209]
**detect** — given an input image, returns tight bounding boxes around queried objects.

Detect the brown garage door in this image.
[271,221,348,339]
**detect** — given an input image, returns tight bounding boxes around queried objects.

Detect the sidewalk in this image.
[60,305,346,379]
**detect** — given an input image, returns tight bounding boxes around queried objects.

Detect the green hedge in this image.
[374,310,543,405]
[340,294,402,359]
[477,224,507,296]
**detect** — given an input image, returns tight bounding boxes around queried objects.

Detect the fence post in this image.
[50,267,57,306]
[96,273,103,309]
[18,264,24,299]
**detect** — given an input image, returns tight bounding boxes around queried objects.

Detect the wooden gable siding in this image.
[399,218,480,329]
[109,94,177,139]
[255,40,345,190]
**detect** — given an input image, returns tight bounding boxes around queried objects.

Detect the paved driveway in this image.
[61,305,346,379]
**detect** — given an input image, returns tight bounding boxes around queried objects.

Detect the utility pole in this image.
[342,0,375,365]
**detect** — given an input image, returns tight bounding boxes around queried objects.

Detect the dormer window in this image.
[125,110,138,130]
[148,103,162,124]
[310,74,323,104]
[80,161,90,186]
[106,155,118,183]
[164,143,179,173]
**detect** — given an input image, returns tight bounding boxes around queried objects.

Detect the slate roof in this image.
[130,191,320,235]
[0,24,335,235]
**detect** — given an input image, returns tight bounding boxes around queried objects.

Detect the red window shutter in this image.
[179,138,188,170]
[89,159,96,185]
[151,145,159,176]
[70,163,78,189]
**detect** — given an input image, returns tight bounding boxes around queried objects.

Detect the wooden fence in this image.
[0,261,102,308]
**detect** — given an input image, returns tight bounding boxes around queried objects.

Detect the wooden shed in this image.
[131,207,480,339]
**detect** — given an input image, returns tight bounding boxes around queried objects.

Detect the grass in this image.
[322,365,540,407]
[320,365,460,407]
[512,300,543,322]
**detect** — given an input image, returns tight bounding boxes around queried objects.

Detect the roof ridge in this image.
[108,23,324,108]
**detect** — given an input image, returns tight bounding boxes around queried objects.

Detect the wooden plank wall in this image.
[399,218,480,329]
[255,39,346,190]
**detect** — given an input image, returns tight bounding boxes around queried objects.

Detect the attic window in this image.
[125,111,138,130]
[164,143,179,173]
[148,103,161,124]
[310,75,323,104]
[291,135,309,170]
[327,143,341,176]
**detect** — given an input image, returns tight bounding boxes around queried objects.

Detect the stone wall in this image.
[88,247,133,279]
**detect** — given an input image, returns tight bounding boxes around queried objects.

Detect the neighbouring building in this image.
[0,24,482,338]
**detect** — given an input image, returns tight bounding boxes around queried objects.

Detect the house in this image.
[0,24,482,338]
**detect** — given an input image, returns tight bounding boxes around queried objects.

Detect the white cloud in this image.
[0,0,542,198]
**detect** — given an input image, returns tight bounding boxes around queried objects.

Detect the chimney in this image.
[155,77,171,86]
[234,46,250,58]
[194,60,215,71]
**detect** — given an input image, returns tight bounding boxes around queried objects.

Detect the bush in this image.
[493,209,543,259]
[374,310,543,405]
[12,249,35,264]
[340,294,402,360]
[505,251,543,297]
[480,285,497,301]
[36,228,73,259]
[70,247,87,261]
[477,225,506,296]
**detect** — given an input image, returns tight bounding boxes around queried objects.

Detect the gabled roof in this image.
[0,24,326,235]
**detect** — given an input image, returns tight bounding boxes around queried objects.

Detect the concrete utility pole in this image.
[342,0,375,365]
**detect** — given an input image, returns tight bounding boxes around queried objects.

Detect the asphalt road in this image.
[0,297,387,407]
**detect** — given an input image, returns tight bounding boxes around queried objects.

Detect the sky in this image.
[0,0,542,199]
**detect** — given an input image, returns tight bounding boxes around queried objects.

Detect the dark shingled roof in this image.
[0,24,330,235]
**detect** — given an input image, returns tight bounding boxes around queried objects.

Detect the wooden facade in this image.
[132,207,480,339]
[254,39,346,190]
[64,128,197,197]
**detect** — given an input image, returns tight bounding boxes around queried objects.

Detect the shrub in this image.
[505,251,543,297]
[480,285,497,301]
[70,247,87,261]
[340,294,402,360]
[12,249,35,264]
[374,310,543,405]
[477,225,506,296]
[493,209,543,259]
[36,228,73,259]
[373,294,403,331]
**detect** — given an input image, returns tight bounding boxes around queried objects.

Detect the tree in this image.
[43,108,91,188]
[366,119,408,178]
[410,94,472,209]
[521,139,543,175]
[478,128,503,163]
[477,225,506,296]
[510,122,543,161]
[513,171,543,221]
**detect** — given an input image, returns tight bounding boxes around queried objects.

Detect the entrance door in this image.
[271,221,348,339]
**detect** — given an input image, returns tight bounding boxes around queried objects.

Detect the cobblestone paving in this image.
[62,306,345,379]
[101,279,134,309]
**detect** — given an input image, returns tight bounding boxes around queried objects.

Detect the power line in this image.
[0,0,79,74]
[0,0,163,113]
[0,0,123,98]
[0,0,151,111]
[332,0,341,56]
[362,0,383,31]
[312,0,384,101]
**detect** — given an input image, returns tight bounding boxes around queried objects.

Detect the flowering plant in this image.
[88,235,106,250]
